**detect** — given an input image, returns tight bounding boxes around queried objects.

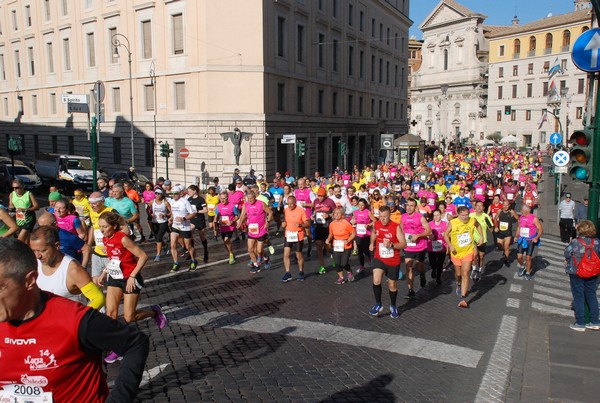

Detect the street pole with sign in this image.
[180,148,189,185]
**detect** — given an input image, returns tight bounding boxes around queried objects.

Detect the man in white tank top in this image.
[30,226,105,310]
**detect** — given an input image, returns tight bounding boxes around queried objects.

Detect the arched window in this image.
[545,33,553,52]
[529,36,536,52]
[443,49,448,71]
[582,26,589,33]
[562,30,571,49]
[513,39,521,55]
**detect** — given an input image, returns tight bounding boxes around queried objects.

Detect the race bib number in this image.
[525,199,533,206]
[248,223,259,235]
[436,192,443,198]
[405,234,417,247]
[273,194,281,202]
[94,229,104,246]
[75,205,85,215]
[395,185,402,192]
[356,224,367,236]
[221,216,231,226]
[172,219,183,230]
[344,180,349,186]
[16,210,25,220]
[286,231,299,242]
[476,188,483,195]
[427,198,436,205]
[507,193,514,200]
[107,258,123,279]
[333,239,345,252]
[432,240,444,252]
[373,209,380,218]
[156,213,167,224]
[378,242,394,259]
[520,227,530,238]
[488,190,494,197]
[0,384,53,403]
[315,212,326,224]
[414,185,420,192]
[207,204,215,213]
[499,222,509,231]
[457,233,472,248]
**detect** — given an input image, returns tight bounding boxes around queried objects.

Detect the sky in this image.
[409,0,580,39]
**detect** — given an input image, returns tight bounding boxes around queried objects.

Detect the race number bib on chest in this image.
[94,229,104,246]
[207,204,215,213]
[378,243,394,258]
[457,233,471,248]
[432,240,444,252]
[507,193,514,200]
[221,216,231,226]
[520,227,530,238]
[0,384,53,403]
[16,210,25,220]
[248,223,259,235]
[476,188,483,195]
[356,224,367,236]
[107,258,123,279]
[286,231,299,242]
[405,234,417,247]
[315,212,326,224]
[499,221,509,231]
[333,239,345,252]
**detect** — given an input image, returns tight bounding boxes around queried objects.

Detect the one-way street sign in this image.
[572,28,600,72]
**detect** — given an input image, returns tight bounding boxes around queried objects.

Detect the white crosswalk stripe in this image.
[530,240,599,318]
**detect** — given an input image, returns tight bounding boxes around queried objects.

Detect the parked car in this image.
[110,171,151,195]
[35,153,100,191]
[0,163,42,193]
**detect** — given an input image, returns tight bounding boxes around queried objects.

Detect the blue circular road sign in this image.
[572,28,600,73]
[549,132,562,145]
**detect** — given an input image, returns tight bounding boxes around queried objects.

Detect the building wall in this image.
[0,0,411,186]
[487,17,591,147]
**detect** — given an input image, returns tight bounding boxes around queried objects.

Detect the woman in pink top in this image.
[427,209,448,285]
[351,198,376,275]
[142,182,156,240]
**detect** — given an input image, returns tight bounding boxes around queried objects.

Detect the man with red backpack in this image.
[564,220,600,332]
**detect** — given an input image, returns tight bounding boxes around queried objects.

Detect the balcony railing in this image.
[512,52,520,59]
[528,50,536,57]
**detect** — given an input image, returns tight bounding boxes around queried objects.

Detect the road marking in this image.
[174,311,483,368]
[475,315,518,402]
[552,362,600,373]
[533,285,573,299]
[509,284,522,293]
[535,271,567,281]
[531,302,573,318]
[506,298,520,308]
[533,293,570,308]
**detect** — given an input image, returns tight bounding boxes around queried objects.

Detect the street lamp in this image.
[112,33,135,168]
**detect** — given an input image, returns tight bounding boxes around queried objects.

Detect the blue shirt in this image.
[269,186,284,208]
[452,196,472,210]
[59,228,84,263]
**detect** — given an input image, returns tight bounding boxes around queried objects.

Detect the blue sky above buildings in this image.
[409,0,579,39]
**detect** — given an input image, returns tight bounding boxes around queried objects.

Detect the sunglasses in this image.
[12,186,21,189]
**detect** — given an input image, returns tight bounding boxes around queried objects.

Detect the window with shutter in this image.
[172,14,184,55]
[87,33,96,67]
[175,82,185,110]
[142,21,152,59]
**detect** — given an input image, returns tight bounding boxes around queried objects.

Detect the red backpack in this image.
[574,238,600,279]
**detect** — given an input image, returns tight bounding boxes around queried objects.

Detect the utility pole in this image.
[588,0,600,230]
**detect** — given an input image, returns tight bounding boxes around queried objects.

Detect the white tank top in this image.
[37,255,81,302]
[152,200,168,223]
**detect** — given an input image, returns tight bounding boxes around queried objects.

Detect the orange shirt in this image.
[126,189,140,204]
[371,199,385,218]
[328,219,354,250]
[390,210,402,224]
[284,206,307,241]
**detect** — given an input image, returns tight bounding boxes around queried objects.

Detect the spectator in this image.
[559,193,576,243]
[574,197,589,224]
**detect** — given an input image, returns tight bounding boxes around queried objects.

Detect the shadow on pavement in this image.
[467,273,507,305]
[319,373,396,403]
[398,274,454,314]
[136,328,295,400]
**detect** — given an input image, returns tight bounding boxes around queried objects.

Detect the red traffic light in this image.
[569,130,592,147]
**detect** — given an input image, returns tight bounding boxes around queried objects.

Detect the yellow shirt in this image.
[450,217,476,258]
[449,184,461,195]
[434,184,448,200]
[206,194,219,217]
[72,197,91,218]
[469,212,491,244]
[89,206,113,256]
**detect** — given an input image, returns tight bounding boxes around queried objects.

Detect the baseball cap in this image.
[48,192,62,201]
[155,189,164,194]
[257,174,264,180]
[172,185,184,193]
[164,180,172,186]
[317,188,327,197]
[157,177,165,182]
[285,171,290,175]
[565,193,572,198]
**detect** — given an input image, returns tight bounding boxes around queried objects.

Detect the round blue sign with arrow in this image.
[572,28,600,72]
[549,132,562,145]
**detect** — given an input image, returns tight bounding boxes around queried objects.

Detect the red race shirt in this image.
[373,220,401,266]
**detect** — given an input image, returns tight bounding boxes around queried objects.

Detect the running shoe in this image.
[524,272,533,281]
[104,351,123,364]
[518,266,526,277]
[170,263,180,273]
[281,272,292,282]
[318,266,327,275]
[570,323,586,332]
[247,261,255,268]
[458,299,469,308]
[228,254,236,265]
[335,277,346,285]
[390,305,399,319]
[470,269,478,280]
[456,285,462,297]
[249,265,261,274]
[420,274,426,288]
[352,249,358,256]
[297,271,305,282]
[431,269,437,280]
[504,257,510,267]
[151,305,168,329]
[153,255,161,262]
[405,289,416,299]
[189,260,199,272]
[356,266,365,275]
[268,245,275,255]
[347,272,354,283]
[585,323,600,330]
[264,258,271,270]
[368,304,383,316]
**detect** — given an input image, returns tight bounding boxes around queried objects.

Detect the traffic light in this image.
[297,140,306,157]
[504,106,512,115]
[339,142,347,156]
[568,129,593,182]
[160,142,172,158]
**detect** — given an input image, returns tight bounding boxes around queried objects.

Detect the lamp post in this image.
[112,33,135,168]
[149,61,157,180]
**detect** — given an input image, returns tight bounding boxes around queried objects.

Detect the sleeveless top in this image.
[216,202,237,232]
[36,255,80,302]
[353,208,372,237]
[518,214,537,240]
[152,199,169,224]
[103,231,137,279]
[55,214,80,235]
[294,187,313,217]
[401,212,427,252]
[11,190,34,226]
[450,217,477,258]
[246,200,268,238]
[427,220,447,252]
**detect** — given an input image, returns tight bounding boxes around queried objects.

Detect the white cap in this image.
[172,185,184,193]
